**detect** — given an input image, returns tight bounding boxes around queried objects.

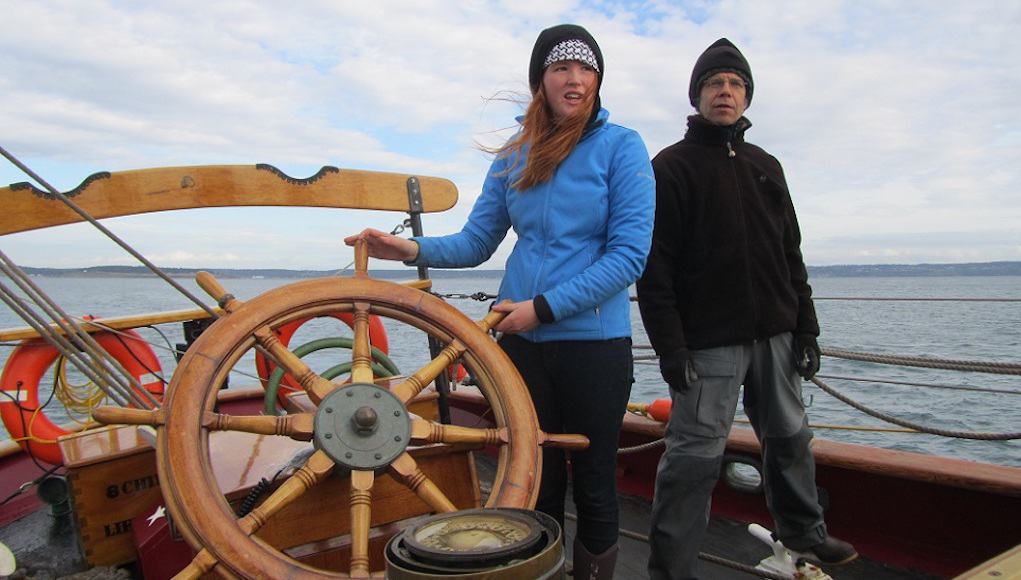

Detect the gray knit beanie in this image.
[689,38,753,108]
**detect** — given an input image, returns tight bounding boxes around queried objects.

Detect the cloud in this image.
[1,0,1019,269]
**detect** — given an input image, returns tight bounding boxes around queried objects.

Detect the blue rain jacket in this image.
[412,108,655,342]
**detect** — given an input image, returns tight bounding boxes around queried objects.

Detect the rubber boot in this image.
[572,537,618,580]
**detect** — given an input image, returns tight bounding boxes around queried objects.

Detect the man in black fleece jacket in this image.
[637,38,856,579]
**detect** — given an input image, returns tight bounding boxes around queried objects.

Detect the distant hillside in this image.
[807,261,1021,277]
[14,261,1021,278]
[17,265,505,279]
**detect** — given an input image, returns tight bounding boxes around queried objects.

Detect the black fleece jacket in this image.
[637,115,819,360]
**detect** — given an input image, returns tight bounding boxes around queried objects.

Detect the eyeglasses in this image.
[704,77,747,91]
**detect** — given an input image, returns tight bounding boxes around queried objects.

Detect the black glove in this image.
[659,348,699,391]
[793,333,821,380]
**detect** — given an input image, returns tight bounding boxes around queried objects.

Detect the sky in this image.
[1,0,1019,270]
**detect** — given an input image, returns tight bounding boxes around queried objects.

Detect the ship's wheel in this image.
[95,241,586,578]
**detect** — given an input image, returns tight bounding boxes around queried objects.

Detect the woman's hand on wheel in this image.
[344,228,419,262]
[492,300,540,334]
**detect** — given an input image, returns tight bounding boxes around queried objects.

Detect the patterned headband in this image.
[543,39,600,72]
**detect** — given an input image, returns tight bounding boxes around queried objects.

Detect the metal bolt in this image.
[346,390,353,397]
[374,392,381,398]
[353,406,378,433]
[393,410,401,417]
[325,433,332,439]
[395,436,402,442]
[325,407,333,413]
[346,452,353,459]
[375,453,382,460]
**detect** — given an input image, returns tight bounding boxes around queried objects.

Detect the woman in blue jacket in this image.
[345,23,654,579]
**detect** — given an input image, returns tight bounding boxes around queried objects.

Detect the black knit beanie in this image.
[528,24,604,119]
[688,38,753,108]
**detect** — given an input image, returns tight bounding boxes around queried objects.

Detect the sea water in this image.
[1,273,1018,467]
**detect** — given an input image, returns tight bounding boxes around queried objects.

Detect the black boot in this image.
[792,535,858,566]
[572,537,618,580]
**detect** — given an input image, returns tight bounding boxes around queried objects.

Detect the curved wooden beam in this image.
[1,164,458,235]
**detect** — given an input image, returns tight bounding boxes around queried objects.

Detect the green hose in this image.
[264,337,401,415]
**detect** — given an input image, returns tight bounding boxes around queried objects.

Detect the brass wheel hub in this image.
[313,382,410,470]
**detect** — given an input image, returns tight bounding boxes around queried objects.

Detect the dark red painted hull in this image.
[451,390,1021,578]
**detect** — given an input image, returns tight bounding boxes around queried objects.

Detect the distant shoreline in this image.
[14,266,505,280]
[808,261,1021,277]
[12,261,1021,278]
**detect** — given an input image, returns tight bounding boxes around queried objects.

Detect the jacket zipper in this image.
[726,132,760,333]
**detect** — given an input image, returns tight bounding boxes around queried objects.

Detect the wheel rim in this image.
[159,275,541,578]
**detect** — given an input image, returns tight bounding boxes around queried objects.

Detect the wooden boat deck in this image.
[572,494,940,579]
[0,388,1015,579]
[472,453,941,579]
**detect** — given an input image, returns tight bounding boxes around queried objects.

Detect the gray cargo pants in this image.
[647,332,827,580]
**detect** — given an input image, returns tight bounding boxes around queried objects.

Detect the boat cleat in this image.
[748,523,832,580]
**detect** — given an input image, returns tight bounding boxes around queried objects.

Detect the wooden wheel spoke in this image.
[165,452,334,578]
[252,324,336,404]
[410,418,506,447]
[539,431,589,450]
[238,449,336,535]
[349,470,375,578]
[352,238,369,278]
[389,452,457,514]
[390,307,509,403]
[475,305,509,334]
[197,411,314,440]
[93,406,164,427]
[196,271,243,313]
[173,548,220,579]
[391,341,467,403]
[350,302,374,384]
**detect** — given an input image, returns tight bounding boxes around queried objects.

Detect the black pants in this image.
[499,334,633,554]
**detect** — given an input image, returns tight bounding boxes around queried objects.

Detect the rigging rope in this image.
[0,145,216,318]
[814,296,1021,302]
[0,146,294,411]
[816,373,1021,396]
[0,263,141,408]
[809,376,1021,440]
[822,347,1021,376]
[626,341,1021,443]
[77,319,265,384]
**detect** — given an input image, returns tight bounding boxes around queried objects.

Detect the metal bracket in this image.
[406,176,452,424]
[406,176,424,214]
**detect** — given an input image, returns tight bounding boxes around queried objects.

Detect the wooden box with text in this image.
[59,425,161,567]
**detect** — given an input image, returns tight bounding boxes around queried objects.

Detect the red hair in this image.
[496,84,595,191]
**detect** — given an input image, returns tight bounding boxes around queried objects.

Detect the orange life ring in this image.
[254,312,390,401]
[0,329,164,466]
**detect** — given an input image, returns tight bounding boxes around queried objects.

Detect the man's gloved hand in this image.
[660,348,699,391]
[793,333,821,380]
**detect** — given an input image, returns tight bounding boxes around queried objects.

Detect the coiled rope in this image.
[53,357,108,423]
